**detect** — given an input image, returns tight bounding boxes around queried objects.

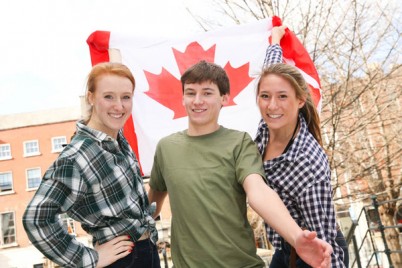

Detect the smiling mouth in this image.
[267,114,282,119]
[193,109,206,113]
[109,113,124,119]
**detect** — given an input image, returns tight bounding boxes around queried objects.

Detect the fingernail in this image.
[127,235,131,239]
[128,249,132,253]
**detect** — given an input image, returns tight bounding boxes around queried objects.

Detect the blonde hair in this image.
[84,62,135,123]
[257,63,322,146]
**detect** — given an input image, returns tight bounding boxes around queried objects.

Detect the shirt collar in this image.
[76,120,125,144]
[254,114,308,162]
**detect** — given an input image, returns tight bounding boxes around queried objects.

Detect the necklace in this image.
[282,118,299,154]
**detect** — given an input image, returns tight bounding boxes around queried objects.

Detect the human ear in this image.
[87,92,95,106]
[298,97,306,109]
[221,94,230,106]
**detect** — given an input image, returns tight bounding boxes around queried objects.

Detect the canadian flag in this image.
[87,16,321,175]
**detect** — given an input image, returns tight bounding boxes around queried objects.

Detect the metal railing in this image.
[348,195,402,268]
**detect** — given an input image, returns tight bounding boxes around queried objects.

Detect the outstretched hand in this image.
[295,230,332,268]
[270,25,287,45]
[95,235,134,268]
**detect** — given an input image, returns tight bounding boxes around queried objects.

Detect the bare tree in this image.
[187,0,402,265]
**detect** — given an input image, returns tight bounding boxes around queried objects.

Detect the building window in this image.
[60,214,76,235]
[27,168,42,190]
[0,144,12,160]
[23,140,40,157]
[0,212,16,246]
[51,136,67,153]
[0,172,13,194]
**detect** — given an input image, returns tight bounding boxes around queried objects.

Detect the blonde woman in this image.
[255,26,346,267]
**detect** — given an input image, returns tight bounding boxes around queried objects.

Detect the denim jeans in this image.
[106,239,161,268]
[270,230,349,268]
[335,229,349,267]
[269,241,311,268]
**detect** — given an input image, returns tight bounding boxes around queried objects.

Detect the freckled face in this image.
[257,74,305,131]
[87,74,133,139]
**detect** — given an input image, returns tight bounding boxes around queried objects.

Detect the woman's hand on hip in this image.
[95,235,134,268]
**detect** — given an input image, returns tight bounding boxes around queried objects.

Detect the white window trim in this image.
[26,167,42,191]
[0,211,18,248]
[23,140,41,157]
[0,144,12,161]
[0,171,14,195]
[51,136,67,153]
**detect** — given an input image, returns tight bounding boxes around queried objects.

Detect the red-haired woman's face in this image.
[87,74,133,139]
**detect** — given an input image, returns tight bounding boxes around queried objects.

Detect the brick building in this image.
[0,107,83,267]
[0,105,175,268]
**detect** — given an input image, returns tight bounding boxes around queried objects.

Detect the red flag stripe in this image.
[86,31,110,64]
[271,16,322,108]
[86,31,143,174]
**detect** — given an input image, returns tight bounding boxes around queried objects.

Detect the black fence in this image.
[347,195,402,268]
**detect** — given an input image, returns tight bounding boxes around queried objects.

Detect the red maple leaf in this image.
[144,41,253,119]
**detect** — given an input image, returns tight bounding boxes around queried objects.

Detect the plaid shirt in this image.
[257,45,345,267]
[23,121,157,268]
[263,43,283,66]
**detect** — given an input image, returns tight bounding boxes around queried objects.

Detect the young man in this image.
[148,60,332,268]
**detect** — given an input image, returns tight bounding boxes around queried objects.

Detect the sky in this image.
[0,0,212,115]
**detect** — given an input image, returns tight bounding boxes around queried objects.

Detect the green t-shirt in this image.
[150,126,266,268]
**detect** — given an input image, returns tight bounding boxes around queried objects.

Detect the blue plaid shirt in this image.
[23,121,157,268]
[256,44,345,267]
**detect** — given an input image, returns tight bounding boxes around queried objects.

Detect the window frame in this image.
[59,213,76,236]
[0,171,14,195]
[51,136,67,153]
[26,167,42,191]
[0,144,12,160]
[0,211,17,247]
[23,140,40,157]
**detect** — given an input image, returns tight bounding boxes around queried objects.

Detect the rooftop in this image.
[0,106,82,130]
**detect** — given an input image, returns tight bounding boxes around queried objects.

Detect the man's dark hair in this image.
[180,60,230,96]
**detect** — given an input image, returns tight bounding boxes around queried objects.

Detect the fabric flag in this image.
[86,16,321,175]
[270,16,322,110]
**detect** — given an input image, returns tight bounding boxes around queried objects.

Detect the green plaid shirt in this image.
[23,121,157,268]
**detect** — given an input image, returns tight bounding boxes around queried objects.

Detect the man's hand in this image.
[295,230,332,268]
[95,235,134,268]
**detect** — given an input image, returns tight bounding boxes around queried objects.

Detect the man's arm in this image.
[243,174,332,268]
[148,187,168,219]
[243,174,301,244]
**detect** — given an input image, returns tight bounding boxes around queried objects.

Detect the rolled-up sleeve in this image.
[263,44,283,67]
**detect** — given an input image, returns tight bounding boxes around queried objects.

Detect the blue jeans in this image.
[106,239,161,268]
[335,229,349,267]
[270,241,311,268]
[270,230,349,268]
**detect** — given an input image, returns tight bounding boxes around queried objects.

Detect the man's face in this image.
[182,81,229,135]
